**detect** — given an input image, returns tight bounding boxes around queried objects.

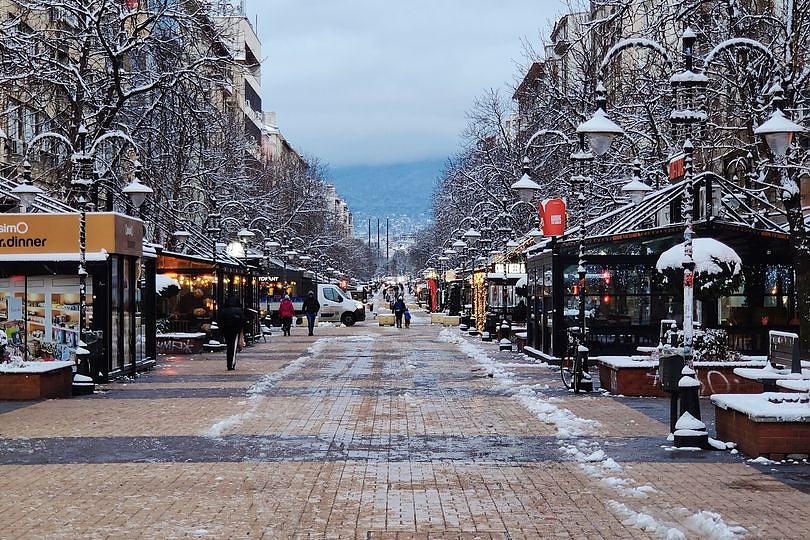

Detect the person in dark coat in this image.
[392,296,406,328]
[218,295,246,370]
[302,290,320,336]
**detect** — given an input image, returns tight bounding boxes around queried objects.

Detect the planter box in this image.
[430,313,444,325]
[712,392,810,459]
[597,358,667,397]
[156,332,206,355]
[515,332,527,352]
[596,357,767,397]
[0,361,74,400]
[443,316,460,326]
[378,314,395,326]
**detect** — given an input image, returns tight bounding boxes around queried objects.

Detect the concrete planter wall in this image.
[597,357,767,397]
[156,333,206,355]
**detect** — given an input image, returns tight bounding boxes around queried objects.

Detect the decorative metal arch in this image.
[599,38,674,78]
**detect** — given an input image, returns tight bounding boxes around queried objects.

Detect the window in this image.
[324,287,342,302]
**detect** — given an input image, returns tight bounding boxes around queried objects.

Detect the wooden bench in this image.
[734,331,804,392]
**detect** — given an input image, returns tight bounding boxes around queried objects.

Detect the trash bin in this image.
[658,353,684,393]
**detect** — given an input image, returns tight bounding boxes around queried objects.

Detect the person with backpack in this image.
[279,294,295,336]
[218,295,246,371]
[302,290,321,336]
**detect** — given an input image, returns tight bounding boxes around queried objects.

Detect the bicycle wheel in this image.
[571,352,582,394]
[560,349,575,389]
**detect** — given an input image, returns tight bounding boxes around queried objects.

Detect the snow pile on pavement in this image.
[442,328,746,538]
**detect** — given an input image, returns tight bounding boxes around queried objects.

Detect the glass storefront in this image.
[0,275,92,362]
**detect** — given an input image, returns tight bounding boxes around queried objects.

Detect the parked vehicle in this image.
[265,283,366,327]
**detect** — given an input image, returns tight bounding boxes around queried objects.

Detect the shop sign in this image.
[0,212,143,257]
[494,263,525,274]
[669,153,685,181]
[88,213,143,256]
[258,276,280,282]
[540,198,566,236]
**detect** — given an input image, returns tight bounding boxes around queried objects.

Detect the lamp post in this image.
[23,124,143,347]
[582,29,710,441]
[206,195,222,318]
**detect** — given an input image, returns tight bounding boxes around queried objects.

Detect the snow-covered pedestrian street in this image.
[0,315,807,538]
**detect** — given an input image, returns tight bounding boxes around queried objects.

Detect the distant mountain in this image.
[330,159,443,237]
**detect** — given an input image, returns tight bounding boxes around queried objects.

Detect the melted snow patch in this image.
[204,338,335,437]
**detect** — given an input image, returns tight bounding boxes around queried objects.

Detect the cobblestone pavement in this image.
[1,310,809,539]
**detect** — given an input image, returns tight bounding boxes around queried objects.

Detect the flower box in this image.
[0,361,74,400]
[712,392,810,459]
[596,357,767,397]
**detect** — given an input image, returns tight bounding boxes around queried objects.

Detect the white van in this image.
[266,283,366,327]
[317,283,366,326]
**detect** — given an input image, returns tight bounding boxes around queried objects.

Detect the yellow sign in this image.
[0,212,143,257]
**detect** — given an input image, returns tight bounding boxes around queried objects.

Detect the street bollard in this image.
[673,365,709,448]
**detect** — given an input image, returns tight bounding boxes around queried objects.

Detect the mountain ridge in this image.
[330,158,443,237]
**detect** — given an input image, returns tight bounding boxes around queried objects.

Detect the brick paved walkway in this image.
[1,310,809,538]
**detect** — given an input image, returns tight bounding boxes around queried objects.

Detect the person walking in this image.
[404,308,411,328]
[218,295,246,371]
[302,290,320,336]
[393,296,406,328]
[279,294,295,336]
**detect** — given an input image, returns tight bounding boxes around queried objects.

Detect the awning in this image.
[0,252,110,262]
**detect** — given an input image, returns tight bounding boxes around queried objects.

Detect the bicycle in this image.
[560,326,593,393]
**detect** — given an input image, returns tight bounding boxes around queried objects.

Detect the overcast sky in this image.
[247,1,567,167]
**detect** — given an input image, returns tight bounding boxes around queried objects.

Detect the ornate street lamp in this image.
[10,160,44,211]
[576,82,625,156]
[510,157,542,202]
[121,161,153,215]
[621,159,652,205]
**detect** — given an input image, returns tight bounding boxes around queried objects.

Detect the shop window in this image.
[0,276,90,362]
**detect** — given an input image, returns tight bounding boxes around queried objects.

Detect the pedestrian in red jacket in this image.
[279,295,295,336]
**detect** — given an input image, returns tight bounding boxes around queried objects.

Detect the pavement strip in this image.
[203,334,378,438]
[438,328,747,539]
[203,336,336,438]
